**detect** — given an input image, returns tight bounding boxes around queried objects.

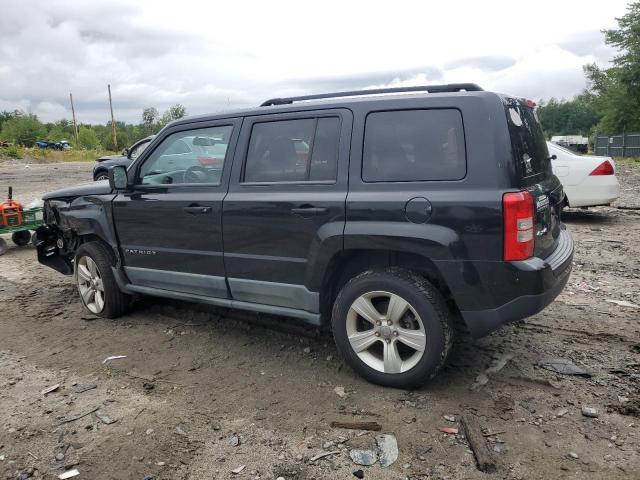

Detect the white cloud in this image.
[0,0,630,124]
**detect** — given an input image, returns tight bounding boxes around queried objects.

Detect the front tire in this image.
[75,242,129,318]
[331,268,453,388]
[94,171,108,181]
[12,230,31,246]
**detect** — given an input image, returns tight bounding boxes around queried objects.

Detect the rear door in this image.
[112,119,240,297]
[503,99,563,257]
[222,109,351,314]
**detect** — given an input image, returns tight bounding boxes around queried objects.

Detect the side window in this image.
[130,140,150,159]
[244,117,340,183]
[362,109,466,182]
[138,125,233,185]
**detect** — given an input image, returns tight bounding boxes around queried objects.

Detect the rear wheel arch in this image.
[319,249,456,323]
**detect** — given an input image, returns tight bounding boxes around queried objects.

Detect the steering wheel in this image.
[184,165,208,183]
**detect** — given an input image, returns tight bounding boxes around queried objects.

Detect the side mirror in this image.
[108,165,129,190]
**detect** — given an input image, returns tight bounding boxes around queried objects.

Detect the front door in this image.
[112,119,240,298]
[223,109,352,314]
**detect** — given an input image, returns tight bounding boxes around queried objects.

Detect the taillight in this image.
[589,160,614,176]
[503,191,535,261]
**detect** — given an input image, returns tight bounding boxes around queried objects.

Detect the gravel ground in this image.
[0,160,638,480]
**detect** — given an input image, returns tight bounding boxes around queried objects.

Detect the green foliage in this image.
[537,95,601,137]
[142,107,159,135]
[5,145,21,159]
[583,2,640,134]
[0,101,186,157]
[142,104,187,133]
[0,113,45,147]
[77,126,99,149]
[157,104,187,129]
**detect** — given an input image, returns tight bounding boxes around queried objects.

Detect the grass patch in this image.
[613,156,640,166]
[0,146,116,163]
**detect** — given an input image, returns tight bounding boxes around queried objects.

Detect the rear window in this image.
[363,109,466,182]
[503,98,552,185]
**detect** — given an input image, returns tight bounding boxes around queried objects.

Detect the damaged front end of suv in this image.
[35,182,118,275]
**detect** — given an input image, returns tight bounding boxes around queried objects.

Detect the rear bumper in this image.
[441,228,573,338]
[565,176,619,207]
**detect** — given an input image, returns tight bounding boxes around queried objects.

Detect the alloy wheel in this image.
[76,255,105,314]
[346,291,426,374]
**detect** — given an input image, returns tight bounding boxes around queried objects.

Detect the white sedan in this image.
[547,141,620,208]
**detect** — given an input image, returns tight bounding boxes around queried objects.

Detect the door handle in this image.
[291,206,329,216]
[183,205,212,215]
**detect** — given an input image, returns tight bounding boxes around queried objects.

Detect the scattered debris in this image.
[309,450,341,462]
[605,299,640,309]
[538,357,591,377]
[58,470,80,479]
[330,421,381,431]
[443,415,455,422]
[74,384,97,394]
[581,406,599,418]
[102,355,127,364]
[439,427,458,434]
[334,386,346,398]
[482,430,506,437]
[145,428,154,435]
[349,449,377,466]
[353,469,365,479]
[568,451,579,459]
[486,354,513,374]
[375,433,398,468]
[41,383,60,395]
[95,411,117,424]
[470,373,489,391]
[461,416,496,473]
[175,425,187,436]
[610,394,640,417]
[303,347,311,353]
[231,465,246,474]
[59,406,99,425]
[228,434,240,447]
[555,408,569,417]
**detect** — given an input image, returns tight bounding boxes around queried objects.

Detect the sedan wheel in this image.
[76,255,105,314]
[346,291,426,374]
[95,173,108,181]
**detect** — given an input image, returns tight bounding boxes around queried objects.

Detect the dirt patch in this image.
[0,162,639,479]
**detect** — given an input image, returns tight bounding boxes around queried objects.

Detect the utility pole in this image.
[107,84,117,150]
[69,93,79,146]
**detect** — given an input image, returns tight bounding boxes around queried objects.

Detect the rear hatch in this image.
[503,97,563,258]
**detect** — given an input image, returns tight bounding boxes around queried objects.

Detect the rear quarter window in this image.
[362,109,466,182]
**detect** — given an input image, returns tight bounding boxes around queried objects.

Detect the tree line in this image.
[0,104,187,150]
[537,2,640,138]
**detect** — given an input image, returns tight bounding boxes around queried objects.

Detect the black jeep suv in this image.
[35,84,573,388]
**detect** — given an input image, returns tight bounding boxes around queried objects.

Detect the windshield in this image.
[503,98,552,186]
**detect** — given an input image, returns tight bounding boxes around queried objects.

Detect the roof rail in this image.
[260,83,483,107]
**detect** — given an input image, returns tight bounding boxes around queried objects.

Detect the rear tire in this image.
[331,268,454,389]
[74,242,129,318]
